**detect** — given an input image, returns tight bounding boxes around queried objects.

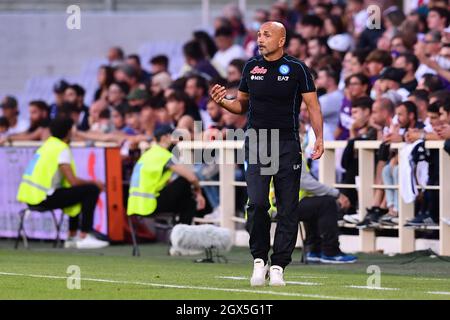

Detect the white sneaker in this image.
[75,234,109,249]
[269,265,286,286]
[343,213,360,224]
[250,258,268,287]
[64,236,79,249]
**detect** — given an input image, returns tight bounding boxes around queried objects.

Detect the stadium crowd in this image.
[1,0,450,232]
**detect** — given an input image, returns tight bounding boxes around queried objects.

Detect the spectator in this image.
[295,14,323,40]
[287,33,308,61]
[365,49,393,84]
[193,31,218,60]
[414,31,442,80]
[107,81,129,108]
[126,54,152,85]
[115,64,141,92]
[0,96,28,134]
[212,26,246,78]
[375,67,410,101]
[127,88,150,108]
[394,53,420,92]
[0,117,9,138]
[306,37,330,68]
[408,89,431,127]
[315,66,343,141]
[124,107,141,135]
[427,7,449,32]
[339,49,366,90]
[183,40,220,80]
[64,84,90,131]
[184,74,211,127]
[166,91,201,135]
[94,66,114,102]
[107,46,124,67]
[149,55,169,76]
[150,72,172,105]
[227,59,245,83]
[417,73,444,92]
[50,80,69,119]
[335,73,370,140]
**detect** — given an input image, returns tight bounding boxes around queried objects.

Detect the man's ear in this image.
[279,37,286,48]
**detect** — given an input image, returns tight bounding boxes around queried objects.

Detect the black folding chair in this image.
[15,205,65,249]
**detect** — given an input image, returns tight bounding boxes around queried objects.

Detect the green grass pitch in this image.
[1,240,450,300]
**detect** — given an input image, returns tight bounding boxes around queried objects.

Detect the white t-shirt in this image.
[212,44,246,77]
[6,118,28,135]
[48,148,73,195]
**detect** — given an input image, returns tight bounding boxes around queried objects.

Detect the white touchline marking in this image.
[346,285,399,291]
[217,276,322,286]
[288,275,329,279]
[414,278,450,281]
[0,271,356,300]
[427,291,450,296]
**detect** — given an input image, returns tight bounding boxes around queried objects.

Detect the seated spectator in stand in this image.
[88,99,108,131]
[149,55,169,76]
[341,97,376,214]
[394,53,419,92]
[127,125,206,225]
[414,31,442,80]
[16,117,109,249]
[408,89,431,129]
[115,64,141,92]
[295,14,323,41]
[374,67,410,101]
[0,117,9,138]
[339,49,366,90]
[306,37,331,69]
[315,66,343,141]
[107,46,124,67]
[417,73,444,92]
[335,73,370,140]
[212,26,246,77]
[150,71,172,106]
[126,54,151,85]
[107,81,129,108]
[286,33,308,61]
[0,96,28,134]
[64,84,90,131]
[183,40,220,80]
[166,91,201,135]
[127,88,150,108]
[427,7,449,33]
[124,106,141,135]
[94,66,114,102]
[111,105,135,135]
[365,49,393,84]
[50,80,69,119]
[436,101,450,139]
[227,59,245,83]
[184,74,211,127]
[3,100,51,143]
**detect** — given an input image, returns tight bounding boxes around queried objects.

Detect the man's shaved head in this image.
[257,21,287,60]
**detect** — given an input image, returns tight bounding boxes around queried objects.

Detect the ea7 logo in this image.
[278,76,289,81]
[293,164,300,170]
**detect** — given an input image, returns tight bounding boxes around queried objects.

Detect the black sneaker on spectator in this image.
[379,213,399,226]
[356,207,387,229]
[404,212,437,227]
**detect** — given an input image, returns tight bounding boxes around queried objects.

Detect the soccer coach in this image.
[211,21,323,287]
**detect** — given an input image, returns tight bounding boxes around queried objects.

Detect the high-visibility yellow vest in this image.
[268,160,312,216]
[127,144,174,216]
[16,136,81,217]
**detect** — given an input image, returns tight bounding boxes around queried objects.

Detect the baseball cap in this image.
[127,88,150,101]
[379,67,406,83]
[1,96,18,109]
[153,124,175,140]
[327,34,353,52]
[53,79,69,94]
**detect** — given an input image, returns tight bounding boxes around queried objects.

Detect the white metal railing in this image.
[175,139,449,256]
[322,140,450,256]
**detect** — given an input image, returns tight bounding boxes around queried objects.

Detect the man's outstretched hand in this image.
[210,84,227,105]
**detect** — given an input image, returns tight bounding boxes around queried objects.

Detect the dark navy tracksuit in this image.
[239,54,316,268]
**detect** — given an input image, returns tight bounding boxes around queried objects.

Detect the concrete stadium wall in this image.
[0,11,205,97]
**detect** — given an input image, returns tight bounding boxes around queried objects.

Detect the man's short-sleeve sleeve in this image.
[58,148,73,165]
[297,62,316,93]
[238,64,249,93]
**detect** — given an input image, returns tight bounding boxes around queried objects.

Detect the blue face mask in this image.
[251,21,261,31]
[391,50,400,59]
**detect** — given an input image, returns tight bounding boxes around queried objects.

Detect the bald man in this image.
[211,22,323,286]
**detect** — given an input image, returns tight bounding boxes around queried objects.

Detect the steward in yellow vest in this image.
[16,117,109,249]
[127,124,205,224]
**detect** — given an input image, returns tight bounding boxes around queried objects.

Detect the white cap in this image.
[327,34,353,52]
